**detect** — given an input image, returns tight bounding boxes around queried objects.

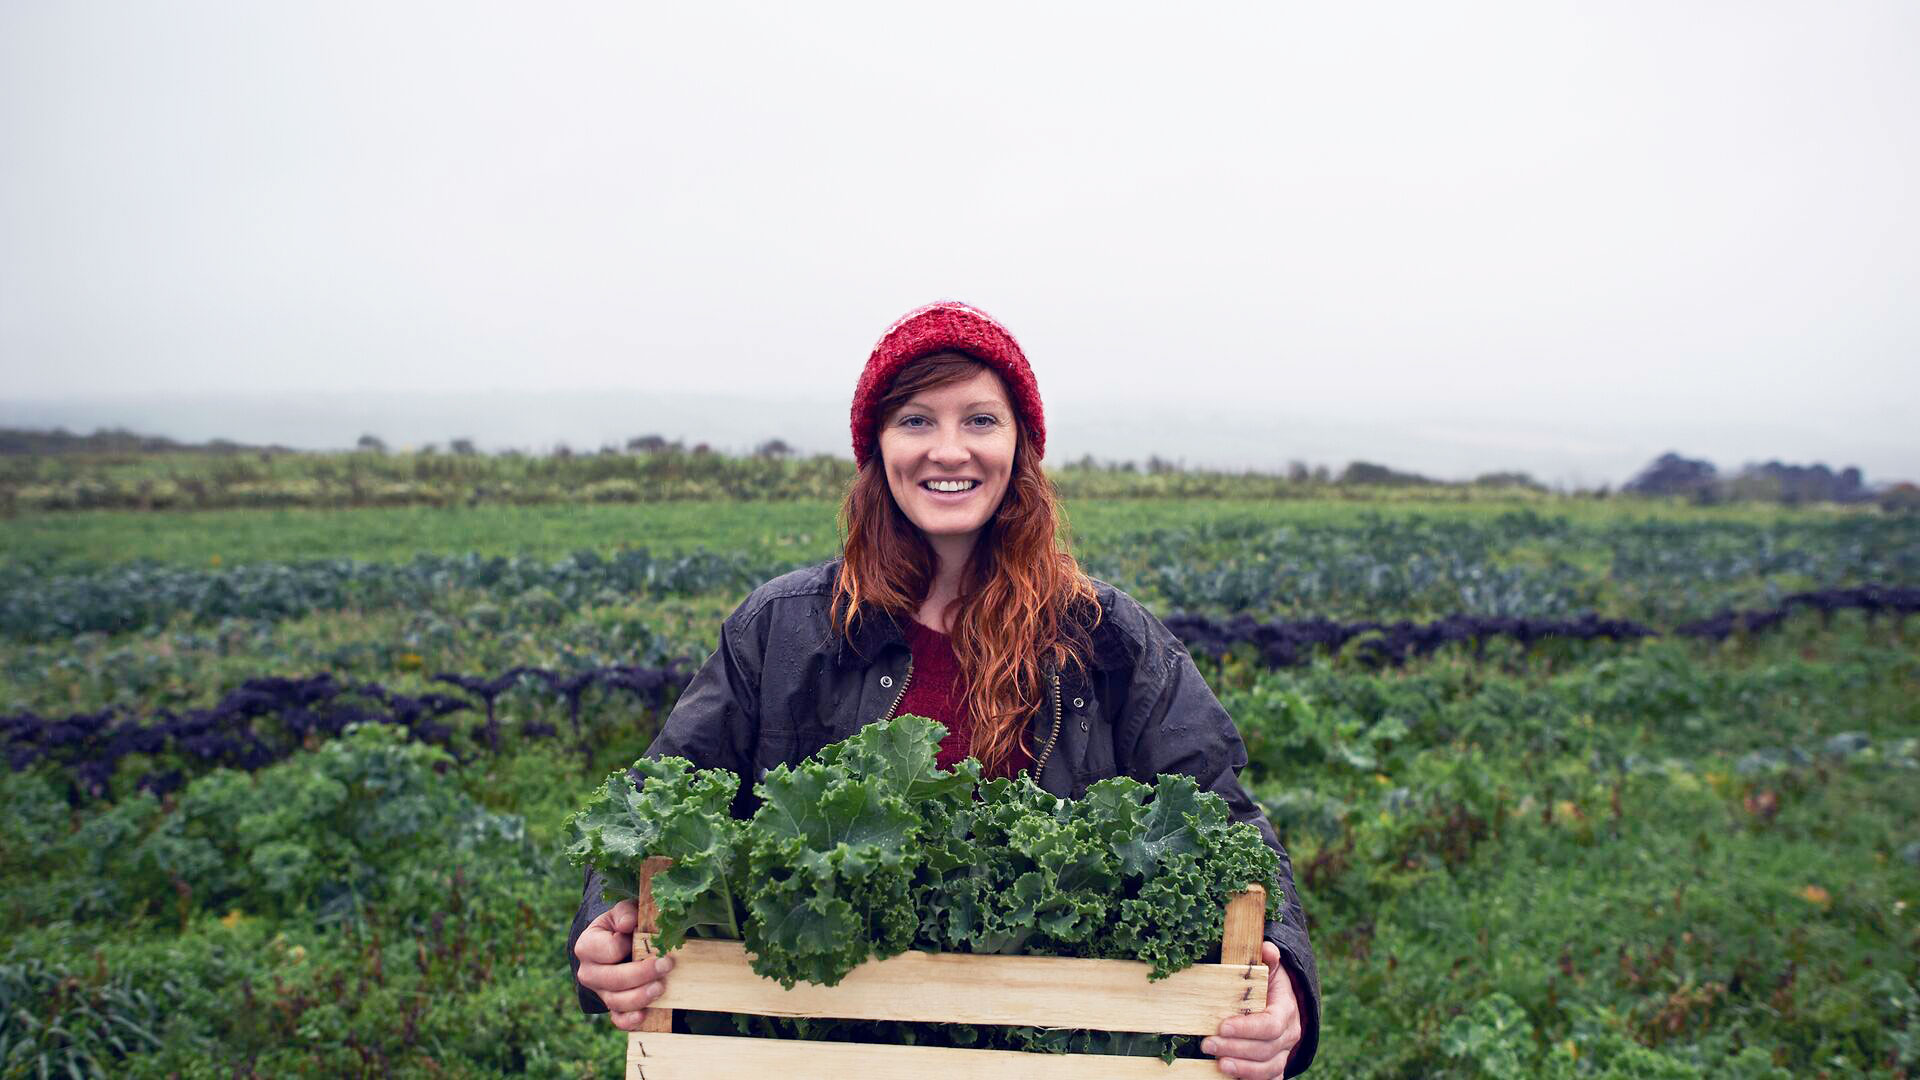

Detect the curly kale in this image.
[563,714,1280,992]
[742,710,982,987]
[563,756,746,951]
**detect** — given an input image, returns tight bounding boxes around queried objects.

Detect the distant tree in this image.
[627,434,672,453]
[1339,461,1435,486]
[552,442,573,460]
[1472,471,1545,491]
[356,434,387,454]
[419,443,439,456]
[1145,454,1181,476]
[1623,452,1717,501]
[1730,460,1870,505]
[450,438,478,455]
[754,438,795,460]
[1286,460,1311,484]
[1881,483,1920,514]
[1310,464,1331,484]
[1725,468,1783,504]
[1339,461,1391,485]
[692,442,713,455]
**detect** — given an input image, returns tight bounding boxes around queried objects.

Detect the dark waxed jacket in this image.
[567,558,1321,1075]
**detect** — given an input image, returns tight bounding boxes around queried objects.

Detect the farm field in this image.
[3,490,1917,1078]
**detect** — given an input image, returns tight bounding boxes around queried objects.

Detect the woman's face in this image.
[877,364,1018,550]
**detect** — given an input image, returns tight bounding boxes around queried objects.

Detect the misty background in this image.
[3,2,1916,487]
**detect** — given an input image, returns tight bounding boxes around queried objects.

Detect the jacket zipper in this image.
[878,657,914,721]
[1029,672,1063,776]
[885,658,1059,779]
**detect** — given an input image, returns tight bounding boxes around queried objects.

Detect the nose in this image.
[928,429,969,467]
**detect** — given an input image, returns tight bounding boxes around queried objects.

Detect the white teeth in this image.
[925,479,976,492]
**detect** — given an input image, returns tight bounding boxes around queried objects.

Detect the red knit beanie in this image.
[850,301,1045,468]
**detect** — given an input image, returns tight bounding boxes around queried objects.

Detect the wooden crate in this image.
[625,857,1269,1078]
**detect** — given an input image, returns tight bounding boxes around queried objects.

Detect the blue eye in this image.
[969,415,998,427]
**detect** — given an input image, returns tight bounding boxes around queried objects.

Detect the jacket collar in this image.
[833,605,907,668]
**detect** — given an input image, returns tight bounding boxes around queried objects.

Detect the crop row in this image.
[3,663,690,804]
[1166,585,1920,670]
[0,548,801,642]
[10,513,1918,643]
[12,586,1912,805]
[1086,512,1920,620]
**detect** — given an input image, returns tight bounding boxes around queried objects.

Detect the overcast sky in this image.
[2,2,1915,482]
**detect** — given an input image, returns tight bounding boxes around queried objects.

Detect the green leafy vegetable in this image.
[564,756,746,951]
[562,714,1280,990]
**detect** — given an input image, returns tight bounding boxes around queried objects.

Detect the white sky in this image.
[2,2,1916,482]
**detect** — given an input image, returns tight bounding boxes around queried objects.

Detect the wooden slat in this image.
[640,936,1265,1036]
[627,1031,1225,1079]
[1220,885,1267,968]
[635,856,673,1034]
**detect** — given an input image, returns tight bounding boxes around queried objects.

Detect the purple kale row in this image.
[3,661,691,803]
[1162,612,1655,669]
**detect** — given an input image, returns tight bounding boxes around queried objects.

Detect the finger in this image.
[598,976,671,1014]
[578,953,674,994]
[1212,1047,1290,1080]
[610,899,638,934]
[1261,942,1297,1012]
[609,1008,645,1031]
[1198,1030,1274,1053]
[1216,1008,1287,1042]
[587,899,640,935]
[573,926,634,966]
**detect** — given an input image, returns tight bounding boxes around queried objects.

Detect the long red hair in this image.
[832,352,1099,776]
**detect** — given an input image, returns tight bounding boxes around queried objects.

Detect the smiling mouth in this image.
[920,479,980,493]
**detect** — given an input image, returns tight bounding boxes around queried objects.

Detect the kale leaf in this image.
[564,755,746,950]
[741,715,968,987]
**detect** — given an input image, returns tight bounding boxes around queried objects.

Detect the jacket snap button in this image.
[1072,697,1085,709]
[880,675,893,688]
[1079,719,1090,732]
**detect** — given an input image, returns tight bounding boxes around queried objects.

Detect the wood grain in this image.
[638,935,1265,1035]
[635,856,673,1034]
[626,1031,1228,1079]
[1220,884,1268,968]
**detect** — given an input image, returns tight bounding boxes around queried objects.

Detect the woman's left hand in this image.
[1200,941,1301,1078]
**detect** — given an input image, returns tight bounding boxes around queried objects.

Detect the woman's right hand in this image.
[573,899,675,1031]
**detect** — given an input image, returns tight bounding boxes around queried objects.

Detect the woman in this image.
[568,301,1320,1077]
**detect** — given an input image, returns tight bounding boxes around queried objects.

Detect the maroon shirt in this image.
[901,616,1033,780]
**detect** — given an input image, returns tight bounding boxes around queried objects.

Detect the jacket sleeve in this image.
[567,607,764,1015]
[1118,636,1322,1077]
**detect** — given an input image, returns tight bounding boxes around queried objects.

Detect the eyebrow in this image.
[900,400,1006,412]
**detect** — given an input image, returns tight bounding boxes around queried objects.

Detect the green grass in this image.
[0,501,846,569]
[0,494,1830,570]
